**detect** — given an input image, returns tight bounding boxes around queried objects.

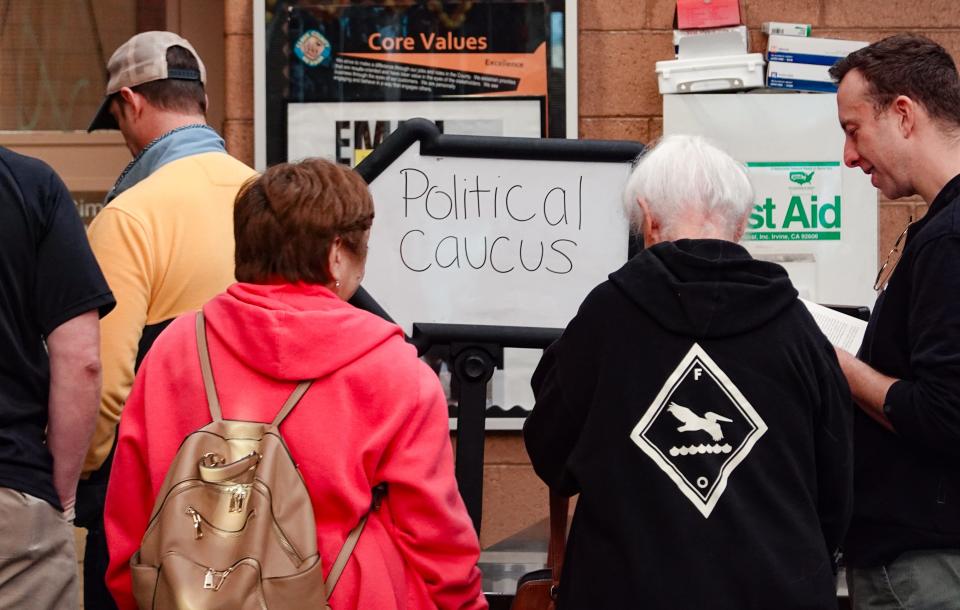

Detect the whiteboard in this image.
[355,119,641,413]
[358,119,639,332]
[664,94,877,309]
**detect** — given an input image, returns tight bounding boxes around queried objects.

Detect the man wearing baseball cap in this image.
[79,31,256,609]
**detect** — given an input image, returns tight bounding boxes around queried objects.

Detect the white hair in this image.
[622,134,754,240]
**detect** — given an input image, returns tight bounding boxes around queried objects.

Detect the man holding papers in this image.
[831,34,960,608]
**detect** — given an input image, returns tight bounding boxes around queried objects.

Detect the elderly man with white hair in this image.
[524,135,854,610]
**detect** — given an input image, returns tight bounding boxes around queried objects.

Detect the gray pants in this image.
[0,487,78,609]
[847,550,960,610]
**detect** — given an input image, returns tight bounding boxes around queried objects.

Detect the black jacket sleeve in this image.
[524,296,602,496]
[884,235,960,458]
[812,339,854,556]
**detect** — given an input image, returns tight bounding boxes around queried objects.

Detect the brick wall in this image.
[220,0,960,548]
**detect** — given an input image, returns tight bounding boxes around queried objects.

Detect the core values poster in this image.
[258,0,574,167]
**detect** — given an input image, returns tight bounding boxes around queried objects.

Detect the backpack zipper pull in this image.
[203,568,215,589]
[229,484,248,513]
[216,569,230,591]
[186,507,203,539]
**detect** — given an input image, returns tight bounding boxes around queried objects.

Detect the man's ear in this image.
[117,87,143,119]
[892,94,918,137]
[638,198,662,246]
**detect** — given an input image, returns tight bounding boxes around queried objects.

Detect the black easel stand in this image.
[412,323,562,534]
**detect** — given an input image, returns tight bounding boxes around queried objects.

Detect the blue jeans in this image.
[847,550,960,609]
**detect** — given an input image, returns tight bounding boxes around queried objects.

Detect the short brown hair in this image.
[128,46,207,115]
[830,34,960,128]
[234,158,374,284]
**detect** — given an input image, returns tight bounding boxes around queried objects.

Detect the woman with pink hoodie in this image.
[103,159,487,609]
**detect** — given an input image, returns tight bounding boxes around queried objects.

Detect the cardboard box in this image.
[674,26,748,58]
[762,22,812,37]
[657,53,765,94]
[766,35,868,66]
[766,61,839,92]
[764,35,868,92]
[676,0,741,30]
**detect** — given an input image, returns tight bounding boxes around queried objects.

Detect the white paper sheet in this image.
[800,298,867,353]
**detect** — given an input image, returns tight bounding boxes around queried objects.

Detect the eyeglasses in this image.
[874,218,915,292]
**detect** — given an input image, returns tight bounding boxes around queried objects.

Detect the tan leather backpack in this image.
[130,312,377,609]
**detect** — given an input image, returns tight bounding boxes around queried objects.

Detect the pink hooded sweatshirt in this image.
[104,282,487,609]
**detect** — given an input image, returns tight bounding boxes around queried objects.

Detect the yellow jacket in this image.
[85,151,256,475]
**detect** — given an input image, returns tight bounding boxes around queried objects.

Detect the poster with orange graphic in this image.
[259,0,574,167]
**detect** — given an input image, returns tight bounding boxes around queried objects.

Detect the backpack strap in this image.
[195,312,223,422]
[270,380,313,428]
[325,484,387,596]
[196,312,314,426]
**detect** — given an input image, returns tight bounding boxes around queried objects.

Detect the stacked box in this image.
[676,0,741,29]
[658,0,759,94]
[657,54,765,94]
[673,26,748,57]
[762,22,812,37]
[766,35,868,92]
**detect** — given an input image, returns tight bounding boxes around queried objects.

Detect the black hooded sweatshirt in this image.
[525,239,853,610]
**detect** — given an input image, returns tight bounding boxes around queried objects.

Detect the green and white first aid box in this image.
[664,94,878,308]
[656,53,765,94]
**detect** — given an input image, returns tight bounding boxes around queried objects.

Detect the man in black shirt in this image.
[831,34,960,608]
[0,147,114,608]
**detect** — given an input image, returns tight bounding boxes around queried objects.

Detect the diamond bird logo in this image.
[667,402,734,442]
[631,344,767,518]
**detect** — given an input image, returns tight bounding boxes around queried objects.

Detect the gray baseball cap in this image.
[88,31,207,132]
